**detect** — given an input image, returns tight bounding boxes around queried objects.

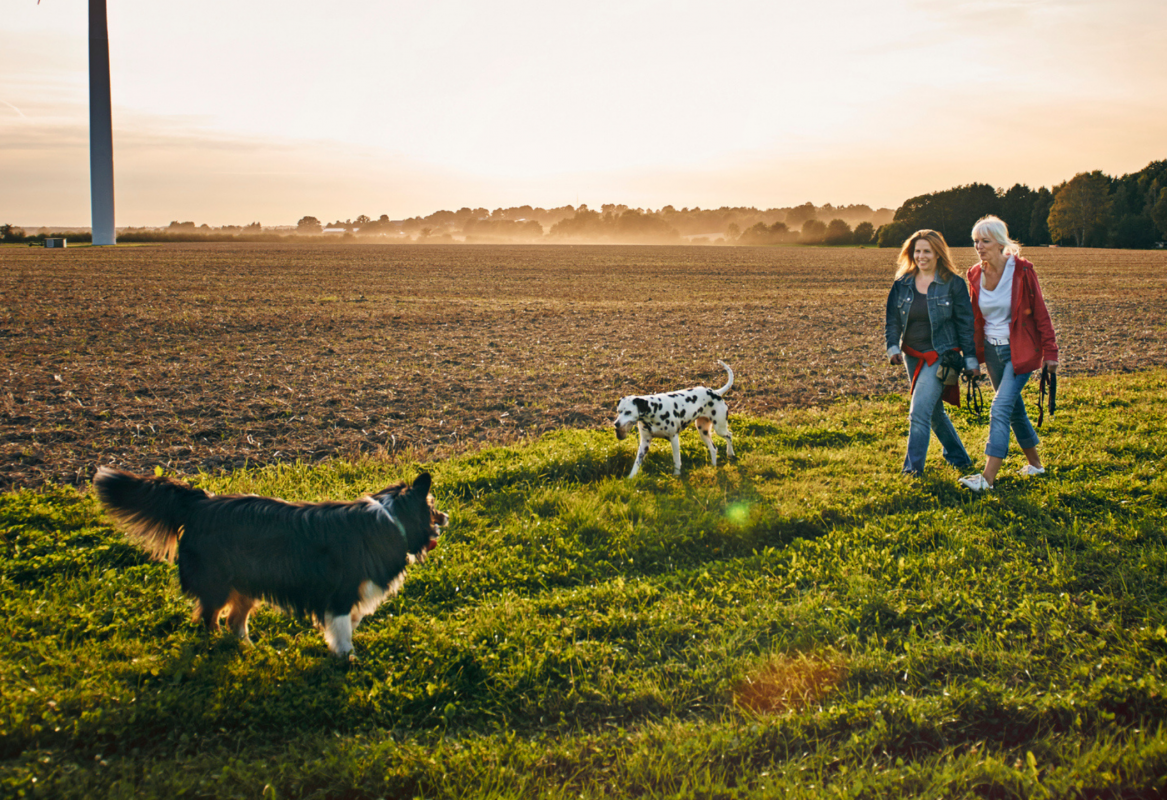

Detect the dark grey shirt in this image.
[902,287,933,352]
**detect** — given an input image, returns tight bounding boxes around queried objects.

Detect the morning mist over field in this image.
[2,0,1167,228]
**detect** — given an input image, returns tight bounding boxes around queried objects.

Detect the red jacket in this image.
[967,257,1059,375]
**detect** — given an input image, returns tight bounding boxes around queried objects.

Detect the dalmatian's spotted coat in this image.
[613,361,734,478]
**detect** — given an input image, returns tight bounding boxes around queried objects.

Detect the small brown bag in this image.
[936,350,964,386]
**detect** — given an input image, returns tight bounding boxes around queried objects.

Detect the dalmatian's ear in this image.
[633,397,650,414]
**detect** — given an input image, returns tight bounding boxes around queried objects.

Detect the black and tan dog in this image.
[93,467,446,657]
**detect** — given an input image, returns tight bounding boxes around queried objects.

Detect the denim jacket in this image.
[885,273,978,371]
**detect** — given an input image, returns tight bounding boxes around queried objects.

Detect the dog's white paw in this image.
[323,613,354,658]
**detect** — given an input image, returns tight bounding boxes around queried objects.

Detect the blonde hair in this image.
[971,215,1022,257]
[894,229,960,281]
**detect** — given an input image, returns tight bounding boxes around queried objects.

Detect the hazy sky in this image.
[3,0,1166,227]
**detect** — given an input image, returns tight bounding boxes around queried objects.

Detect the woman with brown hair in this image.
[884,229,980,475]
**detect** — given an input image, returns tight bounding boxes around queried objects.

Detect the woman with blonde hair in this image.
[884,229,979,475]
[958,215,1059,492]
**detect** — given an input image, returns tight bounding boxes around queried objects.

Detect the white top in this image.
[979,256,1015,341]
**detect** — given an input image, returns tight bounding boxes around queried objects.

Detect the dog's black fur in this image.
[93,466,446,656]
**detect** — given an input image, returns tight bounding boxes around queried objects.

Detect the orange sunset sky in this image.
[2,0,1166,228]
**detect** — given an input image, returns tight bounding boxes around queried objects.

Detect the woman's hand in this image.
[963,367,981,379]
[889,353,904,366]
[1044,360,1058,375]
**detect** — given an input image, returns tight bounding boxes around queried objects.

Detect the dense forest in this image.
[4,160,1164,249]
[877,160,1167,249]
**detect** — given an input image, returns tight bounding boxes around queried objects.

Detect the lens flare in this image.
[725,501,751,526]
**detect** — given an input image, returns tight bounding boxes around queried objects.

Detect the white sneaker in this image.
[1019,465,1046,476]
[959,474,993,492]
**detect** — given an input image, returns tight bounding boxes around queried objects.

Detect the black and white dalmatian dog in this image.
[613,361,735,478]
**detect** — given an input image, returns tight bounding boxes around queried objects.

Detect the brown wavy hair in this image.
[894,229,961,281]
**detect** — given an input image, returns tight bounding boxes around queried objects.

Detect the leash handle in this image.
[963,373,985,419]
[1036,365,1055,427]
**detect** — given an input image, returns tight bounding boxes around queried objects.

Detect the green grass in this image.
[2,370,1166,799]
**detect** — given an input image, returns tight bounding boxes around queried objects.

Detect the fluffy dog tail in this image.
[93,466,209,562]
[714,360,734,396]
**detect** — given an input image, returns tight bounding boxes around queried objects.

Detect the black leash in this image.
[963,373,985,419]
[1037,365,1057,427]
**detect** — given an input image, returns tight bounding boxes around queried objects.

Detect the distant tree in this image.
[169,220,196,229]
[0,223,25,242]
[1106,163,1167,243]
[1109,214,1159,249]
[354,215,371,226]
[997,184,1038,242]
[547,206,603,240]
[1109,176,1144,221]
[356,215,396,235]
[824,219,853,245]
[725,222,740,241]
[853,221,875,245]
[801,219,827,244]
[1027,188,1054,245]
[738,222,775,246]
[613,209,679,243]
[785,202,816,229]
[541,206,573,226]
[1047,171,1112,247]
[876,220,913,248]
[1151,188,1167,239]
[243,221,261,231]
[425,209,457,227]
[893,183,998,242]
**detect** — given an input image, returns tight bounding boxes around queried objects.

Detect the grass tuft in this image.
[733,650,849,715]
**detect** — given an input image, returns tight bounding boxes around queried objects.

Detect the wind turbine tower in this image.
[89,0,116,245]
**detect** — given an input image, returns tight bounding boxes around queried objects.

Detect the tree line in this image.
[876,159,1167,249]
[289,202,896,245]
[5,159,1163,248]
[294,159,1167,248]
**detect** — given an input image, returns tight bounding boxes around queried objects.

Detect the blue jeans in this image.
[902,354,972,474]
[983,342,1039,459]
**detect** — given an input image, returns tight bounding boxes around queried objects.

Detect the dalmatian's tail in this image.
[713,361,734,396]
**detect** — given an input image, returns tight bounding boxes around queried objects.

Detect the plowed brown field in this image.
[3,242,1165,490]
